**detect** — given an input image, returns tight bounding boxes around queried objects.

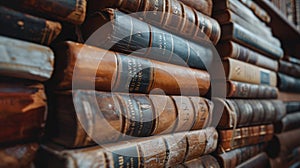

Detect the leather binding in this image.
[227,81,278,98]
[278,92,300,102]
[269,153,296,168]
[216,99,285,129]
[223,58,277,87]
[267,129,300,159]
[288,57,300,66]
[0,0,87,25]
[285,102,300,114]
[236,153,271,168]
[0,35,54,82]
[177,0,213,16]
[50,90,213,148]
[274,112,300,133]
[177,155,220,168]
[52,41,211,96]
[216,143,266,168]
[217,41,278,72]
[278,73,300,93]
[0,143,39,167]
[86,0,221,44]
[36,128,218,167]
[0,6,61,45]
[279,60,300,78]
[213,10,281,47]
[218,124,274,152]
[239,0,271,23]
[0,78,47,144]
[82,9,214,70]
[220,22,284,59]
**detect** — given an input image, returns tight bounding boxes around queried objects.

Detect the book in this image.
[0,35,54,82]
[52,41,211,96]
[86,0,221,44]
[216,144,266,168]
[279,60,300,78]
[215,99,285,129]
[236,153,271,168]
[227,81,278,99]
[220,22,284,59]
[239,0,271,23]
[278,73,300,93]
[49,90,213,148]
[218,124,274,152]
[288,56,300,66]
[0,0,87,25]
[274,112,300,133]
[178,0,213,16]
[177,155,220,168]
[82,9,215,70]
[217,41,279,72]
[285,101,300,114]
[278,92,300,102]
[0,143,39,167]
[0,6,61,45]
[223,58,277,87]
[36,128,218,167]
[0,78,47,144]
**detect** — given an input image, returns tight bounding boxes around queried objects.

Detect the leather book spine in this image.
[53,41,211,96]
[221,23,284,59]
[217,144,266,168]
[86,0,221,44]
[279,60,300,78]
[0,6,61,45]
[274,112,300,133]
[227,81,278,99]
[0,0,87,24]
[278,73,300,93]
[223,58,277,87]
[181,155,220,168]
[0,143,39,168]
[288,57,300,66]
[239,0,271,23]
[178,0,213,16]
[82,9,213,70]
[0,35,54,81]
[0,80,47,144]
[285,102,300,114]
[236,153,271,168]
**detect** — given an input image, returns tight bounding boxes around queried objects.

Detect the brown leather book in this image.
[0,143,39,168]
[218,124,274,152]
[279,60,300,78]
[215,99,285,129]
[217,41,279,71]
[227,81,278,98]
[216,144,266,168]
[52,41,211,96]
[220,22,284,59]
[0,78,47,144]
[0,35,54,82]
[49,90,213,148]
[86,0,221,44]
[177,0,213,16]
[176,155,220,168]
[0,6,61,45]
[223,58,277,87]
[236,153,271,168]
[278,92,300,102]
[36,128,218,167]
[0,0,87,25]
[239,0,271,23]
[274,112,300,133]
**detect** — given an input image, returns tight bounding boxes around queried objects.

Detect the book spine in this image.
[82,9,214,70]
[54,90,213,147]
[216,99,285,128]
[178,0,213,16]
[181,155,220,168]
[221,23,284,59]
[0,35,54,81]
[223,58,277,87]
[288,56,300,66]
[219,124,274,152]
[275,112,300,133]
[0,6,61,45]
[236,153,271,168]
[279,60,300,78]
[227,81,279,99]
[278,73,300,93]
[0,0,87,24]
[239,0,271,23]
[53,41,211,96]
[285,102,300,114]
[86,0,221,44]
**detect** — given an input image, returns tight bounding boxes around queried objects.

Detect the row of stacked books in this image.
[0,0,298,167]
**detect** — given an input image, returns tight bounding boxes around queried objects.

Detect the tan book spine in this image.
[178,0,213,16]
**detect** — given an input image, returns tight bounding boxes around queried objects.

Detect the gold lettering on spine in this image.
[126,98,136,135]
[127,58,144,92]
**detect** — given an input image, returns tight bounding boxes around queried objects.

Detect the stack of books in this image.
[212,0,286,167]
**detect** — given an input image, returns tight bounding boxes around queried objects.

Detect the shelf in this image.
[253,0,300,57]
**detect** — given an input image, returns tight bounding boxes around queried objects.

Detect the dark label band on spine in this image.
[111,145,140,168]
